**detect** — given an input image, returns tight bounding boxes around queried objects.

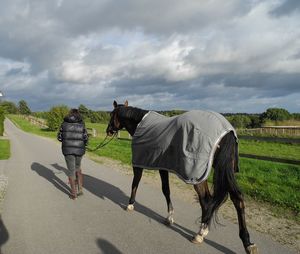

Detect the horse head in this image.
[106,100,128,136]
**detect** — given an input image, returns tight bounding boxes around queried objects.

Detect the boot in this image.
[76,170,84,196]
[68,177,77,200]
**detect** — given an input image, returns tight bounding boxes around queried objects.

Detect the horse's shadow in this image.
[83,174,236,253]
[35,162,236,254]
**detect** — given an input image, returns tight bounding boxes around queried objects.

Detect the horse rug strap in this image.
[132,110,237,184]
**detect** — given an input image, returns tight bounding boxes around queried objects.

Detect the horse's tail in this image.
[205,131,240,224]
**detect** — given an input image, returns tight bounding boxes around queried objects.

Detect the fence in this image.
[87,128,97,137]
[21,115,99,137]
[239,126,300,137]
[21,115,48,129]
[117,130,131,140]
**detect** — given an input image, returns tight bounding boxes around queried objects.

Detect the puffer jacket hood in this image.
[64,114,83,123]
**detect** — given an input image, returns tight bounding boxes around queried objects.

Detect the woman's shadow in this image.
[31,162,70,197]
[0,216,9,254]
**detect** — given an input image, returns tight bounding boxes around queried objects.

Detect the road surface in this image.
[0,119,297,254]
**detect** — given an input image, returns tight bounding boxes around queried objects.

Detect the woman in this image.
[57,108,88,199]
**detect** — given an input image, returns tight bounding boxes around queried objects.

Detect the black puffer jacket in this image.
[57,115,88,156]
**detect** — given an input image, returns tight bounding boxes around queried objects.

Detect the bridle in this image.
[107,106,124,135]
[86,108,121,152]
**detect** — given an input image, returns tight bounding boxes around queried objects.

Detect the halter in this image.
[107,106,124,135]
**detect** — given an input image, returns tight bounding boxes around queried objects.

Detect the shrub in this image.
[0,107,5,136]
[227,115,252,128]
[46,105,69,131]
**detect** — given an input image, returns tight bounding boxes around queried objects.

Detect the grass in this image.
[6,115,300,216]
[239,139,300,161]
[237,158,300,214]
[8,115,57,139]
[0,139,10,160]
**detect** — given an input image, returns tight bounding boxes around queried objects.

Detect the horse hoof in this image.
[126,204,134,211]
[191,234,204,244]
[199,227,209,237]
[246,244,258,254]
[165,216,174,225]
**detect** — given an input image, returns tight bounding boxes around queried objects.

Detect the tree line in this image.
[0,100,299,131]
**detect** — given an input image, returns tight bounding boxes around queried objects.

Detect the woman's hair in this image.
[68,108,81,118]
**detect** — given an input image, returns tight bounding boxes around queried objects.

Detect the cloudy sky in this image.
[0,0,299,113]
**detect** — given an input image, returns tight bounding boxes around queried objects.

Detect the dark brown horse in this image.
[106,100,258,254]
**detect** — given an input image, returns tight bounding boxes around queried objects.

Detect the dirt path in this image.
[91,155,300,253]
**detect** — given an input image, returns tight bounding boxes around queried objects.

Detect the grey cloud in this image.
[271,0,300,16]
[5,68,24,76]
[54,0,253,35]
[0,0,300,113]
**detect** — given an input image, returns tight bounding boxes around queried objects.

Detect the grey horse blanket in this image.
[132,110,237,184]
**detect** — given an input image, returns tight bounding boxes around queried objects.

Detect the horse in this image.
[106,100,258,254]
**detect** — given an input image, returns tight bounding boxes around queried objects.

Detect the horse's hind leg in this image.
[229,190,258,254]
[127,167,143,211]
[191,181,211,244]
[159,170,174,225]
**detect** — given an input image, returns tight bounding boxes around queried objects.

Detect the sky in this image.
[0,0,299,113]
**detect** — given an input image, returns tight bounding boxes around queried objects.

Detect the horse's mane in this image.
[118,106,148,123]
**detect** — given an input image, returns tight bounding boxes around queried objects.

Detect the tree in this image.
[227,115,252,129]
[78,104,90,120]
[260,108,291,122]
[0,101,18,114]
[18,100,31,115]
[87,110,110,123]
[46,105,69,131]
[248,115,262,128]
[292,113,300,121]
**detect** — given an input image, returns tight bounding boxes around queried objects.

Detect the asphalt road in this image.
[0,119,297,254]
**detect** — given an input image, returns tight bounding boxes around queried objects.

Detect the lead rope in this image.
[86,132,118,152]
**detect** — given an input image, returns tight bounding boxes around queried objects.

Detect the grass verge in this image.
[0,139,10,160]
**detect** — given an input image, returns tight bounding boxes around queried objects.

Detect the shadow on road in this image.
[31,162,70,197]
[96,238,122,254]
[204,239,236,254]
[83,174,194,240]
[32,162,236,253]
[0,215,9,254]
[83,173,237,253]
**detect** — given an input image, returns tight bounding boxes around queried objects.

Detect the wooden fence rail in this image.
[21,115,48,129]
[240,126,300,137]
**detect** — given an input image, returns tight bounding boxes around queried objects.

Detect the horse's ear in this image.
[113,100,118,108]
[124,100,128,107]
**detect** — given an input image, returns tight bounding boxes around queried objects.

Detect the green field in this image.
[239,139,300,160]
[6,115,300,217]
[0,139,10,160]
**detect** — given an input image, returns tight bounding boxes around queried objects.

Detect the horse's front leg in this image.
[159,170,174,225]
[127,167,143,211]
[191,181,211,244]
